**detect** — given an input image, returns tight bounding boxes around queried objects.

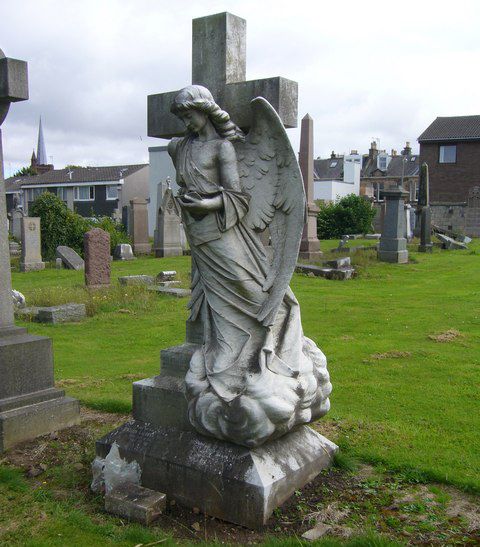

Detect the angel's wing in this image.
[234,97,306,327]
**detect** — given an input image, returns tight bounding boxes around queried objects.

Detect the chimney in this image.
[350,149,358,155]
[330,151,336,159]
[401,141,412,156]
[391,149,397,157]
[369,141,378,161]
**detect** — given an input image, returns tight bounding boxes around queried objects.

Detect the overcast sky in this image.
[1,0,479,177]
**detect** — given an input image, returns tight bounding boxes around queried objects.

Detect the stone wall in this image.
[430,203,467,234]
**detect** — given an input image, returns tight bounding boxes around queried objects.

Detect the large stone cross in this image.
[148,12,298,138]
[0,47,28,331]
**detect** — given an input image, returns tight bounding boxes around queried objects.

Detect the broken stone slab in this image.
[323,257,351,269]
[302,523,332,541]
[296,263,355,280]
[105,482,166,525]
[157,280,180,287]
[148,286,191,297]
[15,307,43,321]
[344,234,363,239]
[364,233,381,240]
[113,243,136,261]
[37,304,86,324]
[56,246,84,270]
[436,233,468,250]
[118,275,154,286]
[156,270,177,282]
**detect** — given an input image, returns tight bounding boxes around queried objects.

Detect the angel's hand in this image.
[180,194,223,213]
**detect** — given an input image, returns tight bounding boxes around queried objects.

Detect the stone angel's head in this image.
[171,85,244,142]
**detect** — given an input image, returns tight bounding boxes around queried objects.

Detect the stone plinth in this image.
[0,327,80,452]
[19,217,45,272]
[96,422,336,529]
[113,243,135,261]
[378,187,409,264]
[96,324,337,528]
[84,228,111,288]
[129,198,151,255]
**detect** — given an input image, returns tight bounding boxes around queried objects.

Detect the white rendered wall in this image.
[314,179,357,201]
[148,146,177,236]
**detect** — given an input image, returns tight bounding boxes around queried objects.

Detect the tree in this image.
[317,194,376,239]
[13,165,37,177]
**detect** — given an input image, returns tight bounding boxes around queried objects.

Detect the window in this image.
[439,145,456,163]
[106,185,119,200]
[378,156,387,170]
[74,186,95,201]
[57,187,67,201]
[329,161,338,168]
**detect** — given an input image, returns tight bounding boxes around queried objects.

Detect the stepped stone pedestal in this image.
[0,327,80,452]
[378,187,409,264]
[96,318,337,528]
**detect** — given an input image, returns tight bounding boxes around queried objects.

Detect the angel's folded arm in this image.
[218,141,242,192]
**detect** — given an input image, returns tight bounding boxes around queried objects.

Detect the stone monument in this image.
[298,114,322,260]
[128,198,151,255]
[9,206,25,240]
[95,13,336,529]
[19,217,45,271]
[0,46,79,452]
[378,186,409,263]
[84,228,111,288]
[417,163,433,253]
[153,178,183,258]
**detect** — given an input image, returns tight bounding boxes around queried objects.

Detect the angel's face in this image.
[178,109,208,134]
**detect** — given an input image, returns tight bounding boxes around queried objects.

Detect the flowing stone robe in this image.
[169,135,331,447]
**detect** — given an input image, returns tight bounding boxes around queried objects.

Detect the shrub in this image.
[317,194,376,239]
[29,192,130,259]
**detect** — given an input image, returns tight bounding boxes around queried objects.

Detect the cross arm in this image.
[0,57,29,103]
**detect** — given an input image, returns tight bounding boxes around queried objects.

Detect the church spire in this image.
[37,116,48,165]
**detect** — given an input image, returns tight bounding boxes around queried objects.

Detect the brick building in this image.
[418,115,480,202]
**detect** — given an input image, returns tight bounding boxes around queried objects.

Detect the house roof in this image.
[314,153,419,181]
[4,175,33,193]
[314,157,344,180]
[418,115,480,143]
[19,164,148,186]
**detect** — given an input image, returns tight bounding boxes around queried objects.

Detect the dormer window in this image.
[378,156,387,170]
[410,156,416,162]
[329,161,338,168]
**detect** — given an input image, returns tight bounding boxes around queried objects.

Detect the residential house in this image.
[13,164,148,219]
[418,115,480,202]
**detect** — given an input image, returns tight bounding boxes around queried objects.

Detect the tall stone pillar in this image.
[378,187,409,263]
[0,47,79,452]
[129,198,152,255]
[298,114,322,260]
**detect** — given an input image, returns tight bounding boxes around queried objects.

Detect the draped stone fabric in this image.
[171,134,332,448]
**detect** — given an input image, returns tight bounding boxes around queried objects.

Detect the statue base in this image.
[96,421,336,529]
[94,323,337,528]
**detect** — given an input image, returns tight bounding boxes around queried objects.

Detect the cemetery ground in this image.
[1,240,479,546]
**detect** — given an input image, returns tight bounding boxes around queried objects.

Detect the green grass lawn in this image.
[10,240,480,496]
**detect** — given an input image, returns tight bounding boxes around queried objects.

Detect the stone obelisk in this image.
[298,114,322,260]
[0,46,79,452]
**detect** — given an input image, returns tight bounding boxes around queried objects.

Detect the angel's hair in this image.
[171,85,244,142]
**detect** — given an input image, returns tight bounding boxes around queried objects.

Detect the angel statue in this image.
[168,85,332,448]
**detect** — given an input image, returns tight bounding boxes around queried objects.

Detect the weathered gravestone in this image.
[153,178,183,258]
[414,162,429,238]
[56,245,84,270]
[298,114,322,260]
[113,243,135,261]
[0,46,79,452]
[19,216,45,272]
[128,198,151,255]
[378,186,409,263]
[9,207,25,241]
[84,228,111,288]
[94,13,336,529]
